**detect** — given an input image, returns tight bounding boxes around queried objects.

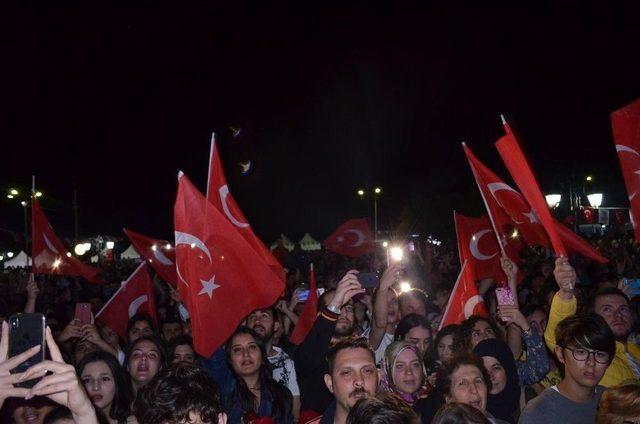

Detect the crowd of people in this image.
[1,231,640,423]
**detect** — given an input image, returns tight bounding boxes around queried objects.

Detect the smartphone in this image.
[495,287,516,306]
[622,279,640,297]
[357,272,380,289]
[298,290,310,302]
[74,303,92,326]
[9,313,46,388]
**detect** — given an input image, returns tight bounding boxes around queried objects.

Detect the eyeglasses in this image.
[561,346,611,364]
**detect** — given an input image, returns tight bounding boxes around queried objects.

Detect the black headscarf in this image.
[473,338,520,423]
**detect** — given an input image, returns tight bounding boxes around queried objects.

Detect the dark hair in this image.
[76,351,133,421]
[225,326,292,422]
[134,363,224,424]
[161,313,182,327]
[555,313,616,361]
[433,324,460,362]
[346,392,420,424]
[326,336,376,374]
[167,335,195,361]
[394,313,432,341]
[432,402,491,424]
[44,406,111,424]
[125,312,159,343]
[436,354,492,398]
[398,289,429,314]
[125,335,168,371]
[589,287,630,311]
[453,316,502,353]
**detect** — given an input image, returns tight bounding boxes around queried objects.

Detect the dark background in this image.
[2,4,640,247]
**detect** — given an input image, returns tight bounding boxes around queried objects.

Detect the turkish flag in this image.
[582,207,596,224]
[124,228,177,287]
[323,218,375,258]
[290,264,318,345]
[611,98,640,242]
[31,198,102,283]
[439,261,489,330]
[206,134,285,284]
[95,263,157,338]
[454,212,504,282]
[495,130,567,257]
[175,172,284,357]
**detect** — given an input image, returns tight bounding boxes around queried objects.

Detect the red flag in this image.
[175,172,284,357]
[206,134,285,283]
[31,198,102,283]
[454,212,504,282]
[439,261,489,330]
[290,264,318,345]
[323,218,375,258]
[124,228,177,287]
[95,263,157,338]
[611,98,640,242]
[495,130,566,257]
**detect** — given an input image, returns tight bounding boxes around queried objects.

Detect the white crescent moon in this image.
[469,230,497,261]
[128,295,148,318]
[616,144,640,200]
[218,185,250,228]
[153,249,173,266]
[345,229,365,247]
[487,182,524,224]
[174,231,212,262]
[463,295,484,319]
[43,234,59,254]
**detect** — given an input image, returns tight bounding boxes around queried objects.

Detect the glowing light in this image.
[587,193,603,208]
[0,255,3,260]
[511,229,519,239]
[151,244,158,251]
[390,246,404,262]
[7,252,14,258]
[190,243,196,248]
[74,244,87,255]
[83,242,91,250]
[374,187,382,195]
[382,241,389,248]
[545,194,561,209]
[66,252,72,257]
[20,201,27,206]
[400,281,412,292]
[9,189,18,196]
[357,189,365,197]
[106,241,115,249]
[7,194,14,199]
[52,259,61,268]
[165,243,172,249]
[585,175,593,182]
[35,191,43,197]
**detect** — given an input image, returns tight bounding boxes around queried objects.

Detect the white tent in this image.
[3,251,32,269]
[299,233,321,251]
[120,244,141,260]
[270,234,294,251]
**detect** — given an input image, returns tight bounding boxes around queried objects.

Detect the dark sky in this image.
[2,4,640,246]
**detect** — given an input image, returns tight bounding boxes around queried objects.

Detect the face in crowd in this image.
[403,325,432,359]
[172,343,196,364]
[437,333,455,363]
[555,344,610,389]
[445,364,487,412]
[324,347,378,413]
[526,309,548,336]
[594,294,632,341]
[229,332,262,377]
[81,360,117,413]
[127,339,162,387]
[128,319,153,344]
[399,293,427,318]
[392,348,423,394]
[322,291,356,337]
[481,356,507,394]
[246,309,278,342]
[470,320,496,349]
[161,321,183,342]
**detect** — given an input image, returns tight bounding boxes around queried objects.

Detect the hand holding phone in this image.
[357,272,380,289]
[8,313,46,388]
[495,287,516,307]
[74,303,92,326]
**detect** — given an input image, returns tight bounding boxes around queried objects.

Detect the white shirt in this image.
[268,346,300,397]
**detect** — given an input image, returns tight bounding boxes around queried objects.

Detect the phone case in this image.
[9,313,46,388]
[496,287,516,306]
[75,303,92,325]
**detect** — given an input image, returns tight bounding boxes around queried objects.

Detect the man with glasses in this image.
[544,257,640,386]
[520,313,615,423]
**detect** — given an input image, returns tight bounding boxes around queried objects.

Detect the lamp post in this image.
[356,187,383,241]
[7,188,43,254]
[545,194,562,209]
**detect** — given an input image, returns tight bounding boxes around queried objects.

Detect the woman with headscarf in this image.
[472,339,520,423]
[380,341,429,407]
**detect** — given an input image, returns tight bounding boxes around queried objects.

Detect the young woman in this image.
[394,314,437,385]
[379,341,428,406]
[434,324,459,365]
[125,336,166,397]
[223,327,293,423]
[77,351,136,424]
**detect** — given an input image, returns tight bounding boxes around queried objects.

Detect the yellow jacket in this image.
[544,292,640,387]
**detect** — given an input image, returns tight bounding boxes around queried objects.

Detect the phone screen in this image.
[9,313,46,388]
[75,303,92,326]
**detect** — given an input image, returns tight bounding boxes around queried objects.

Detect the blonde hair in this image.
[597,382,640,424]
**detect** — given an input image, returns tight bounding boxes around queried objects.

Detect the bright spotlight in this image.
[390,246,404,262]
[400,281,412,292]
[382,241,389,248]
[106,241,115,249]
[52,259,61,268]
[151,244,157,251]
[9,189,18,196]
[357,189,365,197]
[34,191,43,197]
[7,252,14,258]
[165,243,172,249]
[374,187,382,195]
[66,252,72,258]
[74,244,87,256]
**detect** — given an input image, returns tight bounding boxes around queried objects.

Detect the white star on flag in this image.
[523,210,539,224]
[198,274,220,299]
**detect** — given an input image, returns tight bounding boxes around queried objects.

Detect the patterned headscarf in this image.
[380,341,428,405]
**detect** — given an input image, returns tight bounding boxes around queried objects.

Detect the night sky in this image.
[2,4,640,248]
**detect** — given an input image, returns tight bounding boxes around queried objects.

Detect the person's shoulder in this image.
[521,387,561,416]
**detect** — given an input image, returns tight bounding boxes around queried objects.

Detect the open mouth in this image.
[91,394,103,403]
[23,409,40,423]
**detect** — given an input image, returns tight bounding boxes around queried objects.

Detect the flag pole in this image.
[206,132,215,199]
[462,142,507,257]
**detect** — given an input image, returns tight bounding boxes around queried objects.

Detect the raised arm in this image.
[544,257,577,351]
[369,264,400,350]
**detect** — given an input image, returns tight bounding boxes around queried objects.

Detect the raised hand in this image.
[553,257,576,299]
[328,270,364,311]
[0,321,40,408]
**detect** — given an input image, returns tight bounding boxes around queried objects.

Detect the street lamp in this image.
[106,241,115,249]
[374,187,382,195]
[356,189,365,197]
[7,252,14,258]
[74,244,87,256]
[587,193,603,209]
[34,191,43,198]
[9,189,18,196]
[545,194,561,209]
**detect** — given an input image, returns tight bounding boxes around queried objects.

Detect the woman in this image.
[380,341,428,406]
[434,324,459,365]
[125,336,166,397]
[472,339,520,423]
[77,351,136,423]
[453,316,502,353]
[224,327,293,423]
[433,354,509,424]
[394,314,437,386]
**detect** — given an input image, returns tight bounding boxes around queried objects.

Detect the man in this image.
[126,312,158,345]
[246,305,301,421]
[294,270,365,416]
[520,313,615,423]
[305,337,378,424]
[346,392,420,424]
[545,257,640,386]
[160,314,184,343]
[367,264,401,363]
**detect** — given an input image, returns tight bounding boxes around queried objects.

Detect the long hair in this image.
[225,326,292,421]
[76,351,133,422]
[394,313,436,372]
[453,316,502,353]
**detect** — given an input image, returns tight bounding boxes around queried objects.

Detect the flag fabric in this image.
[175,171,284,357]
[206,134,285,283]
[95,263,157,338]
[495,130,567,257]
[454,212,504,282]
[438,261,489,330]
[31,198,102,283]
[124,228,178,287]
[611,98,640,242]
[323,218,375,258]
[290,263,318,345]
